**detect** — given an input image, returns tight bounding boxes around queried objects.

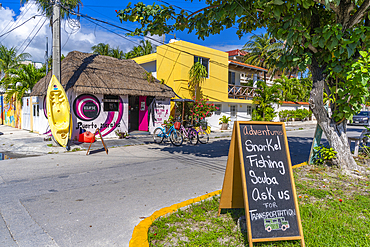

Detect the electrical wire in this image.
[0,14,43,38]
[18,15,45,53]
[20,17,47,54]
[60,3,263,71]
[0,2,34,42]
[83,17,141,46]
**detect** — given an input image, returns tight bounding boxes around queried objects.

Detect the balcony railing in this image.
[228,84,257,99]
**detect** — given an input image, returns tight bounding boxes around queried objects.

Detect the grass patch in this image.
[47,144,53,147]
[148,165,370,246]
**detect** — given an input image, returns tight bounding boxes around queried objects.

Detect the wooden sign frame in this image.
[86,128,108,155]
[218,121,305,247]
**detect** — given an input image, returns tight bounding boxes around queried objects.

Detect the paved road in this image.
[0,124,365,246]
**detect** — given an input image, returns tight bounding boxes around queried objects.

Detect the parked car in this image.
[350,111,370,126]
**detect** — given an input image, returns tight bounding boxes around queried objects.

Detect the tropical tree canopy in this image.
[0,45,31,82]
[125,40,156,59]
[242,33,283,77]
[91,40,155,59]
[20,0,82,20]
[252,80,281,121]
[274,74,311,102]
[2,63,46,103]
[116,0,370,170]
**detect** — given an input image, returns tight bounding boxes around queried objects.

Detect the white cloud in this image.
[0,2,142,63]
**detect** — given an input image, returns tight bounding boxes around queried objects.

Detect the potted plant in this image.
[115,130,129,139]
[219,115,230,130]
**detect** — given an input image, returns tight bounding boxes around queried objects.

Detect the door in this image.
[138,96,148,131]
[32,98,40,133]
[229,104,237,129]
[129,95,139,131]
[22,97,31,130]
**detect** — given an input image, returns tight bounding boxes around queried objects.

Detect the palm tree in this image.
[111,47,124,59]
[242,33,283,77]
[138,40,155,56]
[124,40,156,59]
[2,63,46,103]
[91,43,112,56]
[21,0,82,24]
[274,74,311,102]
[188,59,208,100]
[252,80,281,121]
[0,45,31,83]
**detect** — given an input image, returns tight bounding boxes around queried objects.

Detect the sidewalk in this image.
[0,121,317,158]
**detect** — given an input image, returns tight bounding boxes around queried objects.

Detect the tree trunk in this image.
[309,60,360,172]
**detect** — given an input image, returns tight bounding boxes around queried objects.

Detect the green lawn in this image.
[148,165,370,246]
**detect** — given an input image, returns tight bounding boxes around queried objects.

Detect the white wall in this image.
[148,98,171,133]
[31,92,171,139]
[140,61,157,78]
[273,103,313,122]
[70,91,129,140]
[206,102,253,130]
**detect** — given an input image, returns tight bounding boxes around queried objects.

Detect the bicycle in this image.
[153,123,183,146]
[195,121,210,144]
[179,123,199,145]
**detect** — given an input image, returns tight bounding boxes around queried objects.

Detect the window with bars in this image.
[230,105,237,117]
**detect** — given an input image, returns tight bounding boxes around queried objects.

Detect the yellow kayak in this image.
[46,75,72,148]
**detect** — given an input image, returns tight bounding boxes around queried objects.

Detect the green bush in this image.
[279,108,312,121]
[252,106,276,121]
[312,145,337,165]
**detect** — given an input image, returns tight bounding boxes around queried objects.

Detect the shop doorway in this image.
[129,96,139,131]
[129,95,149,131]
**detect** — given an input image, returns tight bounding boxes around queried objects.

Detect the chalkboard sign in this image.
[218,121,305,247]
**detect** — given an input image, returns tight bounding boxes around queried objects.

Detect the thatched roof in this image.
[31,51,175,98]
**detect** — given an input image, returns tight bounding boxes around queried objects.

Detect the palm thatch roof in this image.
[31,51,175,98]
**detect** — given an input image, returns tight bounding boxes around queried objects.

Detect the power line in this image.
[0,14,43,39]
[18,15,45,53]
[83,17,141,46]
[60,4,263,72]
[20,17,47,54]
[0,1,34,42]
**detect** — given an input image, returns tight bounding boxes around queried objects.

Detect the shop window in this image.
[103,95,119,112]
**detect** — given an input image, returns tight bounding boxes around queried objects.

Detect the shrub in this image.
[312,145,337,166]
[279,108,312,121]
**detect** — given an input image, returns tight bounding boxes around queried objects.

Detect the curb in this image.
[129,162,310,246]
[129,190,222,247]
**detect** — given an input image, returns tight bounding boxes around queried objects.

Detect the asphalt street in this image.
[0,123,366,246]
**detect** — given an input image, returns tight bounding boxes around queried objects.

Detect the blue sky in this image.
[0,0,263,62]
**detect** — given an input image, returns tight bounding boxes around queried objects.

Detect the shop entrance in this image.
[129,96,139,131]
[129,95,149,131]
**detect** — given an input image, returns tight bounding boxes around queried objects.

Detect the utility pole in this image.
[52,0,61,82]
[45,37,48,75]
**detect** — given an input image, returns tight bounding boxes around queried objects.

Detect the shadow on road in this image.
[148,139,231,158]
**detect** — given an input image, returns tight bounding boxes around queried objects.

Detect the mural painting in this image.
[1,96,21,128]
[73,94,125,137]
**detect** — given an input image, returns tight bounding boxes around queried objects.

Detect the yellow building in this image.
[133,40,267,130]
